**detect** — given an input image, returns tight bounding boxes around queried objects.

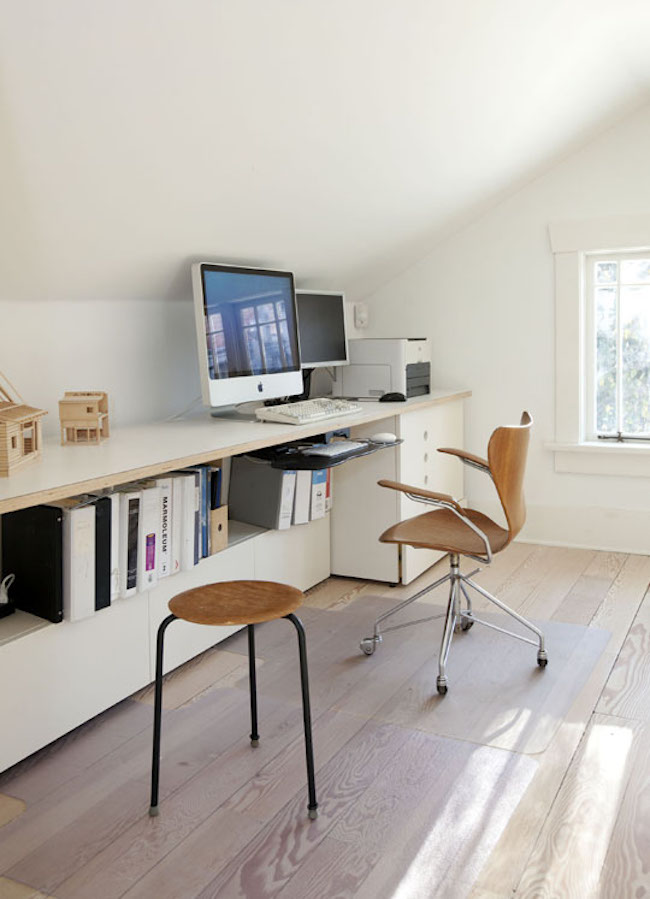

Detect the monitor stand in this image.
[262,369,313,407]
[209,404,261,423]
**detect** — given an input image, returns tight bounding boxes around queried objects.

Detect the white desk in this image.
[0,389,469,771]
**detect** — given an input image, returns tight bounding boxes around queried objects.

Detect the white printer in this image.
[332,338,431,399]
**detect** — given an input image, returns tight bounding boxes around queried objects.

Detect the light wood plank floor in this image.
[0,543,649,898]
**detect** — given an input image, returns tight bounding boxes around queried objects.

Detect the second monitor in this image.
[296,290,349,369]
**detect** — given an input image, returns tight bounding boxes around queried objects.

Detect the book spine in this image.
[210,465,222,510]
[156,478,172,578]
[170,477,183,574]
[201,467,209,558]
[193,473,200,564]
[109,494,120,600]
[310,469,328,520]
[64,505,96,621]
[325,468,332,512]
[137,487,161,592]
[278,470,297,530]
[180,475,197,570]
[120,494,139,598]
[94,497,112,610]
[292,469,312,525]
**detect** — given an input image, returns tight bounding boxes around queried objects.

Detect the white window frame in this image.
[548,214,650,477]
[586,249,650,441]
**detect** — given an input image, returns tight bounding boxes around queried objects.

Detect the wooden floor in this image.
[1,543,649,898]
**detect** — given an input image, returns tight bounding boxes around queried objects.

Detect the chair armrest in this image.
[437,447,491,475]
[377,479,463,513]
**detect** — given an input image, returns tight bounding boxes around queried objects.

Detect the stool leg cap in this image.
[308,807,318,820]
[250,738,260,748]
[149,806,159,817]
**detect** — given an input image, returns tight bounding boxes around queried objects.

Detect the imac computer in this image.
[295,290,349,369]
[192,262,303,415]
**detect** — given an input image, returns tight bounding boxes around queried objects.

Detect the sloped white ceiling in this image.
[1,0,649,303]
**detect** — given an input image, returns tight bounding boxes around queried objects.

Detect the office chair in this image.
[359,411,547,695]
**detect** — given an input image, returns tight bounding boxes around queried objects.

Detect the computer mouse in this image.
[370,432,398,443]
[379,392,406,402]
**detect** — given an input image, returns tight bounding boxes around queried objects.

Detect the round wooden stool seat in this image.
[168,579,304,627]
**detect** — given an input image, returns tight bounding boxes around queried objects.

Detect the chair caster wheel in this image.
[360,636,380,656]
[436,678,448,696]
[537,651,548,668]
[250,738,260,747]
[308,807,318,820]
[460,617,474,631]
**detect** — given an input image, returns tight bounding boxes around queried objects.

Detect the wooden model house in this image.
[0,373,47,477]
[59,390,110,445]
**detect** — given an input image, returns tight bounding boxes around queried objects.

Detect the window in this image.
[586,252,650,440]
[206,311,229,379]
[22,423,35,455]
[239,299,293,373]
[549,213,650,476]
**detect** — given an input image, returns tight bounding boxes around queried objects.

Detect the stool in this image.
[149,580,318,820]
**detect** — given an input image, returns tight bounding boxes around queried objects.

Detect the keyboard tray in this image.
[248,439,402,470]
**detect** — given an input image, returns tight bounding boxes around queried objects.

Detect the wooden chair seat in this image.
[379,507,509,557]
[168,580,304,627]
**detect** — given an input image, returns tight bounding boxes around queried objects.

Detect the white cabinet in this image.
[254,515,330,592]
[0,594,151,772]
[330,398,465,585]
[398,398,464,583]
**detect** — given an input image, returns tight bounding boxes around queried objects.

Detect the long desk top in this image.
[0,390,470,515]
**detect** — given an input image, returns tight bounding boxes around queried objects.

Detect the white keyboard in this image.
[255,397,363,426]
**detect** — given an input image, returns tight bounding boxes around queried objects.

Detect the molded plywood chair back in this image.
[488,410,532,544]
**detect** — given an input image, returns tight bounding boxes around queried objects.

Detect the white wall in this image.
[0,299,201,435]
[358,104,650,553]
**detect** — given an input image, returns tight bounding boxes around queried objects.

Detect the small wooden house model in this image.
[59,390,110,445]
[0,373,48,477]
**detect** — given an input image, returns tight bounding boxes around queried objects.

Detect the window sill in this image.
[546,441,650,476]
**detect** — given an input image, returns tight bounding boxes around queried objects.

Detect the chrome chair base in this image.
[360,553,547,695]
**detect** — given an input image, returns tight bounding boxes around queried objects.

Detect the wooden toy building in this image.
[58,390,110,445]
[0,373,47,477]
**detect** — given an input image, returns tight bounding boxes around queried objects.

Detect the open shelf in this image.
[0,609,51,648]
[226,519,269,548]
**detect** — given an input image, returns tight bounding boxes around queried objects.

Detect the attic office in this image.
[1,0,650,896]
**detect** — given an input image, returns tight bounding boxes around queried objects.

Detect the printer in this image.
[332,338,431,399]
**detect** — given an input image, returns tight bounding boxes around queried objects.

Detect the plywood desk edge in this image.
[0,390,471,515]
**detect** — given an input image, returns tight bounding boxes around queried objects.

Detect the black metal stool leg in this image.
[149,613,176,817]
[285,613,318,819]
[248,624,260,746]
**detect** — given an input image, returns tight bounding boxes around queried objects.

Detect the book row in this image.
[1,464,225,624]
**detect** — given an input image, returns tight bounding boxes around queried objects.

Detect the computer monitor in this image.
[192,262,303,411]
[295,290,349,369]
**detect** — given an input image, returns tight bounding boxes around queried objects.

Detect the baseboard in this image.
[479,501,650,555]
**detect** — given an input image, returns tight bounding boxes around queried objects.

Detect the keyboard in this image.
[255,397,363,425]
[301,440,368,458]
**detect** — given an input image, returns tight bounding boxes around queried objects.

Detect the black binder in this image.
[94,497,112,611]
[1,505,64,623]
